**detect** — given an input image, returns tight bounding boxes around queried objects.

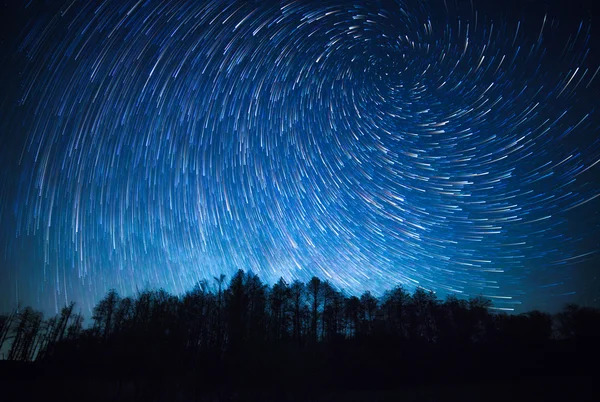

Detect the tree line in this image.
[1,270,599,392]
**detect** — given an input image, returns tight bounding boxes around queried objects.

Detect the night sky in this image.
[1,0,599,316]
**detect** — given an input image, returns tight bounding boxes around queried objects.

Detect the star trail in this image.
[1,0,599,314]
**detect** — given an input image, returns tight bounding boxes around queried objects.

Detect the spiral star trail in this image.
[1,0,599,314]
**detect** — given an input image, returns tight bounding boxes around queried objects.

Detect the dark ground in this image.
[0,360,596,402]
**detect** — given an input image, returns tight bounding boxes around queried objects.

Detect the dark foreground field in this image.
[0,357,597,402]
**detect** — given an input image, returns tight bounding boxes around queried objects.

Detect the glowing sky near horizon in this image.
[0,0,599,314]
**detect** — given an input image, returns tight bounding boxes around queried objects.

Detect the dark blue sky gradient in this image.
[1,0,599,315]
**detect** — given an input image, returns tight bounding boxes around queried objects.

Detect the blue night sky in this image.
[0,0,599,316]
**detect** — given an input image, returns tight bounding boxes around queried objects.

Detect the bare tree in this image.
[8,307,43,361]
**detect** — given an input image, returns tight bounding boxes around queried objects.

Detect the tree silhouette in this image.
[290,280,305,348]
[92,289,120,339]
[321,282,343,341]
[36,302,75,360]
[345,295,361,338]
[556,303,600,341]
[2,270,599,402]
[0,309,17,356]
[307,276,322,343]
[359,291,378,339]
[269,278,292,341]
[7,306,43,361]
[214,273,226,354]
[381,286,410,340]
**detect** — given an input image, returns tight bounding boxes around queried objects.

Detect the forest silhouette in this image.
[1,270,599,401]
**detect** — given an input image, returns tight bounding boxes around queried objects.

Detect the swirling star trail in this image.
[1,0,599,314]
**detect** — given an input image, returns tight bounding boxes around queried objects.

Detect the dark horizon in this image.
[1,268,599,401]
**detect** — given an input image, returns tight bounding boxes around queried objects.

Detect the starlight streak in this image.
[1,0,598,314]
